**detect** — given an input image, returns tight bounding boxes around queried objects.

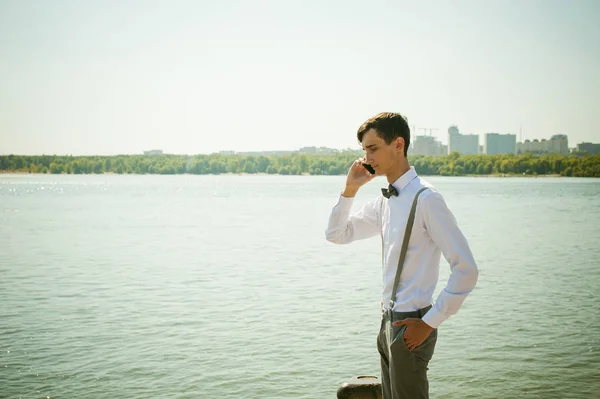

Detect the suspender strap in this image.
[388,187,429,309]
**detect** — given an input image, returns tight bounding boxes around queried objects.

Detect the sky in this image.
[1,0,599,155]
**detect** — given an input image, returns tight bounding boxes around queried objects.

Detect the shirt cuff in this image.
[421,306,447,329]
[336,193,354,210]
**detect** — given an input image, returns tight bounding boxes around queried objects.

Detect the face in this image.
[361,128,405,175]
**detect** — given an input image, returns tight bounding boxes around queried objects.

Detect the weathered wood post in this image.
[337,375,382,399]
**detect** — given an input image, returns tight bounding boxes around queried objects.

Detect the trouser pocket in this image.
[391,324,411,352]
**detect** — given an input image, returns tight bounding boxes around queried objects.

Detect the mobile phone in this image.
[362,163,375,174]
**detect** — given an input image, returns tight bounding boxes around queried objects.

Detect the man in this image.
[325,112,479,399]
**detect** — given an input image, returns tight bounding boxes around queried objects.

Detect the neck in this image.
[386,158,411,184]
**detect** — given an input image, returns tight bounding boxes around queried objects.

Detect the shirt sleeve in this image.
[420,191,479,329]
[325,194,382,244]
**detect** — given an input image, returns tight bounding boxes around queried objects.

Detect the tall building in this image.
[411,135,447,156]
[548,134,569,154]
[576,142,600,155]
[448,126,479,154]
[484,133,517,155]
[516,134,569,155]
[463,135,479,154]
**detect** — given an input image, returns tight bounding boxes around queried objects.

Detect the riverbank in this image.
[2,153,598,177]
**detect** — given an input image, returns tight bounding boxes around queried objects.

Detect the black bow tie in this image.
[381,184,398,198]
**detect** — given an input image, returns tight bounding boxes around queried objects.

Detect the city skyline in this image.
[1,127,596,156]
[1,0,599,156]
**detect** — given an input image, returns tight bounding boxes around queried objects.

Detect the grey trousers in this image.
[376,307,437,399]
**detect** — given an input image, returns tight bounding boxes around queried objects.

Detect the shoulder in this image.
[414,177,440,199]
[414,178,446,210]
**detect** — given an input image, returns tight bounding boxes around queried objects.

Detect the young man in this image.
[325,112,479,399]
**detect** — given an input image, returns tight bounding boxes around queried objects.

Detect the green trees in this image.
[1,153,599,177]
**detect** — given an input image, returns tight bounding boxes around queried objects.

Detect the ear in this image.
[395,137,405,154]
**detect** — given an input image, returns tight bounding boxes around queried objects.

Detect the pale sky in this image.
[1,0,599,155]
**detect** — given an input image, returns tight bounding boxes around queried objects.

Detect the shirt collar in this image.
[390,166,418,193]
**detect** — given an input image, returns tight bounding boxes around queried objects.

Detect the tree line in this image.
[1,152,599,177]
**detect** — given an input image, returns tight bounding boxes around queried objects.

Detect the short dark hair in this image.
[357,112,410,156]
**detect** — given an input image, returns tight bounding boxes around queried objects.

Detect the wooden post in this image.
[337,375,382,399]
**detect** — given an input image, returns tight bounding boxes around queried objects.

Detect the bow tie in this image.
[381,184,398,198]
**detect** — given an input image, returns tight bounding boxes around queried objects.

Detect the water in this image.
[1,174,599,399]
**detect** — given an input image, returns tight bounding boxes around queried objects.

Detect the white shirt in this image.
[325,167,478,328]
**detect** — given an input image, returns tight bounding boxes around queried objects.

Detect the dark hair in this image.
[357,112,410,156]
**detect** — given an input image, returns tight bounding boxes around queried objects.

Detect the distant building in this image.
[234,147,341,157]
[548,134,569,154]
[484,133,517,155]
[144,150,163,155]
[219,151,236,155]
[411,135,446,156]
[448,126,479,154]
[298,147,340,154]
[315,147,340,154]
[576,142,600,155]
[516,134,569,155]
[237,151,293,156]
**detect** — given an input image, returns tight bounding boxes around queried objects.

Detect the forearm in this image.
[325,193,381,244]
[422,260,478,328]
[325,195,355,244]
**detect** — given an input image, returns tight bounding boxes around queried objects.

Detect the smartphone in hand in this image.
[362,163,375,174]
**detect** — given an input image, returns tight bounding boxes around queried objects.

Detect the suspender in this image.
[383,187,429,310]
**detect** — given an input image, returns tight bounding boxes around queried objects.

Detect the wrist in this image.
[342,186,359,197]
[421,319,435,330]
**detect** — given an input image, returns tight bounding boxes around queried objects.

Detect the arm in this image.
[420,191,479,329]
[325,194,381,244]
[325,158,380,244]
